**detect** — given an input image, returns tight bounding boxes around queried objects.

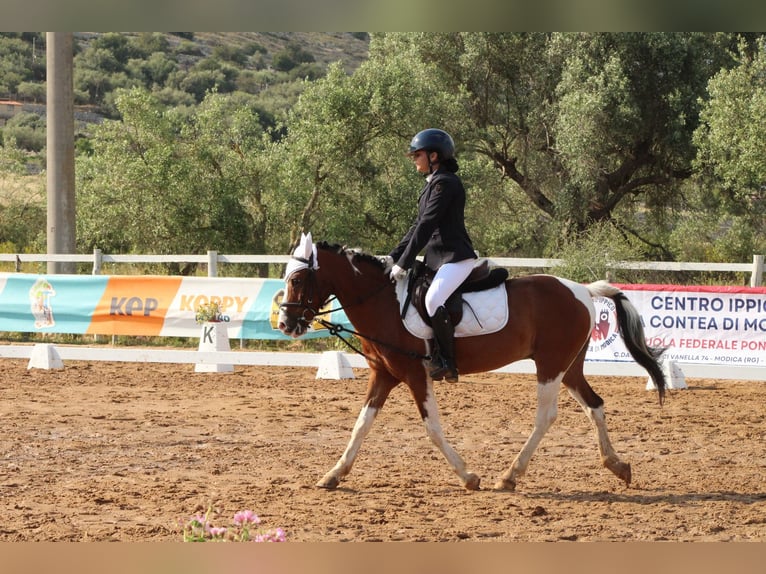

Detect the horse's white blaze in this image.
[422,384,471,481]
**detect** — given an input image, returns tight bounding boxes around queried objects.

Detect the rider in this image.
[388,128,477,383]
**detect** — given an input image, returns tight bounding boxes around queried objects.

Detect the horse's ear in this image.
[302,232,313,261]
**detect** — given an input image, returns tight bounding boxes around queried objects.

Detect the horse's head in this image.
[279,233,396,338]
[278,232,327,338]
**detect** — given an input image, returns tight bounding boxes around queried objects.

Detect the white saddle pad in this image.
[395,278,509,339]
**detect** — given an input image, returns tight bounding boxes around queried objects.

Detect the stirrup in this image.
[429,361,459,383]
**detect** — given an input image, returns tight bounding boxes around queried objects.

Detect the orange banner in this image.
[86,276,184,336]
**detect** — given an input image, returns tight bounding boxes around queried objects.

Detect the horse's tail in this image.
[587,280,667,405]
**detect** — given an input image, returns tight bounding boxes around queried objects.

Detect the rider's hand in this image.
[389,264,407,281]
[378,255,394,270]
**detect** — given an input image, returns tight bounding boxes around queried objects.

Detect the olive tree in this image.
[269,45,462,253]
[76,88,267,274]
[274,33,739,260]
[689,37,766,261]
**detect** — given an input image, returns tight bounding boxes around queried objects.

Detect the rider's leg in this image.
[425,260,475,382]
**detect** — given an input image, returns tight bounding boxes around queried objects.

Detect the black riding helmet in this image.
[408,128,455,160]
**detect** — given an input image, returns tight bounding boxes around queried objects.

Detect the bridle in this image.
[278,254,327,327]
[279,253,429,362]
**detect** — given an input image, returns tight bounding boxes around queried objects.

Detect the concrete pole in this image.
[46,32,76,274]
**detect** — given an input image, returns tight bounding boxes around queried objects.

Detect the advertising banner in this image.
[0,273,347,341]
[2,274,764,366]
[588,284,766,367]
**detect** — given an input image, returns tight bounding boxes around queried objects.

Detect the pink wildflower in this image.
[233,510,260,526]
[209,526,228,538]
[254,528,287,542]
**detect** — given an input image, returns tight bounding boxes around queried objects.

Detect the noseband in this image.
[279,255,331,325]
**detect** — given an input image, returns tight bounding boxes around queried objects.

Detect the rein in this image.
[314,317,428,363]
[280,256,429,364]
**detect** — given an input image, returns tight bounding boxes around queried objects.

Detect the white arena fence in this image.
[0,251,764,383]
[0,250,763,286]
[2,343,763,383]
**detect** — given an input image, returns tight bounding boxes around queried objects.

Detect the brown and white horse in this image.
[278,233,666,491]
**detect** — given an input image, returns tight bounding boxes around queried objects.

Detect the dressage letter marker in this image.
[27,343,65,370]
[195,322,234,373]
[315,351,355,380]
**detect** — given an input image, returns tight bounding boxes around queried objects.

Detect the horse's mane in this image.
[316,241,386,271]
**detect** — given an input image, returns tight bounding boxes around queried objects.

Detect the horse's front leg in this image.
[412,377,481,491]
[316,369,397,489]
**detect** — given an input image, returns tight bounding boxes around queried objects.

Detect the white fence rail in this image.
[1,250,763,286]
[2,345,763,382]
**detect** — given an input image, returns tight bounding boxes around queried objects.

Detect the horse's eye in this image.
[290,277,303,287]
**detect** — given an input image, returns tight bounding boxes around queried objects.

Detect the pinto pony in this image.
[278,233,666,491]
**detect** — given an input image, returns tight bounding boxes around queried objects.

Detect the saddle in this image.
[404,259,509,327]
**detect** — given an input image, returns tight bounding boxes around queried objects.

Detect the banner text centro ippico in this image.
[587,284,766,366]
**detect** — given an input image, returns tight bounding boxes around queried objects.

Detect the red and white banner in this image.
[587,284,766,367]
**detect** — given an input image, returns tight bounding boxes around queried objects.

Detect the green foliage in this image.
[89,33,133,66]
[0,136,28,174]
[75,88,271,272]
[0,200,45,253]
[174,40,203,56]
[462,157,551,257]
[694,38,766,215]
[3,32,765,279]
[172,60,239,102]
[270,43,463,251]
[0,138,45,251]
[2,111,46,152]
[131,32,170,57]
[0,33,46,92]
[16,81,46,102]
[271,41,316,72]
[691,37,766,269]
[126,52,178,88]
[549,221,645,283]
[211,44,249,66]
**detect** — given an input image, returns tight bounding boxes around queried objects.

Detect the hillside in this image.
[194,32,369,71]
[0,31,371,152]
[73,31,370,74]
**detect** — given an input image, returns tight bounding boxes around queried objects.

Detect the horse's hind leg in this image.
[494,375,562,491]
[563,364,632,487]
[413,378,481,491]
[316,370,397,489]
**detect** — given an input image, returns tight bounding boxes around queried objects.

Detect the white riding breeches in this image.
[425,259,476,317]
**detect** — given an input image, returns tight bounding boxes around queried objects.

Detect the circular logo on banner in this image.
[588,296,619,353]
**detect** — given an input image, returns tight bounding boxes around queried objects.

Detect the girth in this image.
[403,259,509,327]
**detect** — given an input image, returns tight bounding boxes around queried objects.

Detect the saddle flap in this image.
[465,259,490,283]
[406,260,508,326]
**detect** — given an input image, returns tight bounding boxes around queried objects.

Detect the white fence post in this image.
[751,254,764,287]
[92,248,102,275]
[207,250,218,277]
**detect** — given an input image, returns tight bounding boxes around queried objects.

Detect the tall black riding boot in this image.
[427,305,458,383]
